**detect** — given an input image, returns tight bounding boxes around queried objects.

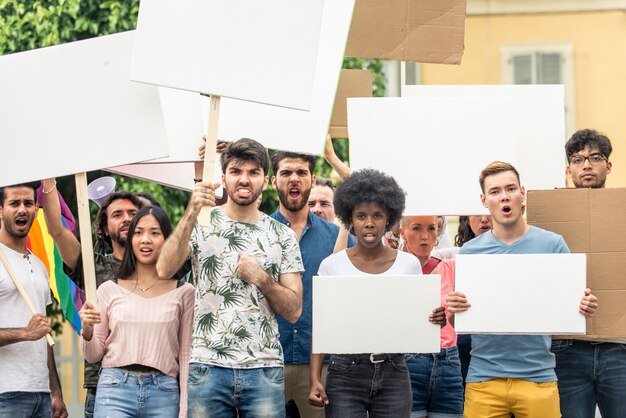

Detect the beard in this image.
[276,186,311,212]
[2,216,34,239]
[226,187,264,207]
[109,230,128,248]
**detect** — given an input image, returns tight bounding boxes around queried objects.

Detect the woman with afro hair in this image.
[308,169,446,418]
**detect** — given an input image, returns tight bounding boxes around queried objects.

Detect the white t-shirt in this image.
[0,243,52,394]
[318,249,422,276]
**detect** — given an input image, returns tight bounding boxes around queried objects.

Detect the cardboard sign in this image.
[329,69,373,139]
[527,188,626,339]
[0,31,169,187]
[312,275,441,354]
[347,96,516,215]
[346,0,466,64]
[402,85,566,192]
[455,254,587,335]
[131,0,326,111]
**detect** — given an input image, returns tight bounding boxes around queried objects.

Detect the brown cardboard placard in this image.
[345,0,466,64]
[329,69,372,139]
[527,188,626,339]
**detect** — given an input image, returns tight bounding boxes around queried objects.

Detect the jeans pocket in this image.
[188,363,212,386]
[156,374,180,392]
[390,356,409,373]
[550,339,572,353]
[98,368,125,388]
[261,367,284,385]
[328,357,354,375]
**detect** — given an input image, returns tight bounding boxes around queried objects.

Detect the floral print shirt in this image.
[189,207,304,368]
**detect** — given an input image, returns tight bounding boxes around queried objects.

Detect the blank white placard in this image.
[348,97,517,215]
[455,254,587,335]
[131,0,325,111]
[312,275,441,354]
[402,85,566,192]
[0,31,169,187]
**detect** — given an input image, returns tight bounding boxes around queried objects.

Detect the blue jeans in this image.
[552,339,626,418]
[0,391,51,418]
[325,354,412,418]
[187,363,285,418]
[94,367,180,417]
[405,346,464,418]
[84,387,96,418]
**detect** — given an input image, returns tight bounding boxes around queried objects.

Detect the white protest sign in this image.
[131,0,325,111]
[348,97,517,215]
[312,275,441,354]
[455,254,587,335]
[0,31,169,187]
[402,85,566,192]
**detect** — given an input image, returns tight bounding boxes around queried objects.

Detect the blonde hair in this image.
[479,161,521,192]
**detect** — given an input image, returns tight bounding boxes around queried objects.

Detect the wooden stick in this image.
[0,248,55,346]
[75,173,97,304]
[197,95,221,226]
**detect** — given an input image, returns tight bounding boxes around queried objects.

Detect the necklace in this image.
[137,277,160,293]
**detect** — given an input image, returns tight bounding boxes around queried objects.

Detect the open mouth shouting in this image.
[14,216,29,231]
[502,205,512,216]
[288,186,302,203]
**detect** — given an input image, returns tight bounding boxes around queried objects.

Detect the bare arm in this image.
[309,352,328,407]
[237,254,303,323]
[0,313,51,347]
[156,181,218,279]
[48,344,68,418]
[324,134,350,180]
[42,178,81,270]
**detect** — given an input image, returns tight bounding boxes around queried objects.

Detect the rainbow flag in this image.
[27,209,85,334]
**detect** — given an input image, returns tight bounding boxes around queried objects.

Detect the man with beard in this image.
[157,138,304,417]
[270,151,352,418]
[41,179,143,417]
[0,182,68,418]
[551,129,624,418]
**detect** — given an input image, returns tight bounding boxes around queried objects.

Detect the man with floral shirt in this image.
[157,138,304,418]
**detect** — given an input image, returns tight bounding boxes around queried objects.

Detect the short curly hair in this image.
[334,168,405,231]
[565,129,612,161]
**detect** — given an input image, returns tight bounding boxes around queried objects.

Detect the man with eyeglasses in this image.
[552,129,623,418]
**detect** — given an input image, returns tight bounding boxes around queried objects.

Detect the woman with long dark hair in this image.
[79,206,194,418]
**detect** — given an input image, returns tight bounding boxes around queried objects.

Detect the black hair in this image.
[0,181,39,206]
[118,206,174,280]
[94,191,144,254]
[565,129,612,161]
[220,138,270,175]
[454,216,475,247]
[314,176,335,191]
[136,192,162,208]
[270,150,316,176]
[333,168,405,232]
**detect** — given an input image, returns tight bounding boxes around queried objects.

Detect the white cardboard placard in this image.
[455,254,587,335]
[131,0,325,111]
[0,31,169,187]
[347,97,517,215]
[312,275,441,354]
[402,85,566,192]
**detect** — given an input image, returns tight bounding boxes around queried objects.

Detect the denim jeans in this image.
[84,387,97,418]
[187,363,285,418]
[94,367,179,417]
[325,354,412,418]
[405,346,464,417]
[552,339,626,418]
[0,391,51,418]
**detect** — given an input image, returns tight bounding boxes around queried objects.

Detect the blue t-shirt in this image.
[271,210,354,364]
[460,226,569,383]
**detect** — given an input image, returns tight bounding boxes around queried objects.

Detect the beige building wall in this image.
[421,7,626,187]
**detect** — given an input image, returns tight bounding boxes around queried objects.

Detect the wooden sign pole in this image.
[0,248,55,346]
[75,173,97,304]
[197,94,221,226]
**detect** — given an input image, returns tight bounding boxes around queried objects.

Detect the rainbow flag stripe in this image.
[27,209,84,334]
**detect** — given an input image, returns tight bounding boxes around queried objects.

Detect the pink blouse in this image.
[82,280,195,417]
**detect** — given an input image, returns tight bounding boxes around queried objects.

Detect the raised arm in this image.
[42,178,81,270]
[237,253,302,323]
[324,134,351,180]
[156,181,218,279]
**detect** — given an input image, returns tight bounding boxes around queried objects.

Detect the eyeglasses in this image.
[568,153,608,166]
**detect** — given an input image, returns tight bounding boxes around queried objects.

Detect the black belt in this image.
[118,364,161,374]
[335,353,402,364]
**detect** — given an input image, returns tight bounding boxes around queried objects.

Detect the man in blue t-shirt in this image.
[447,161,598,418]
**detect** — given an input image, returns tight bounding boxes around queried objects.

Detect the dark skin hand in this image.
[429,306,447,328]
